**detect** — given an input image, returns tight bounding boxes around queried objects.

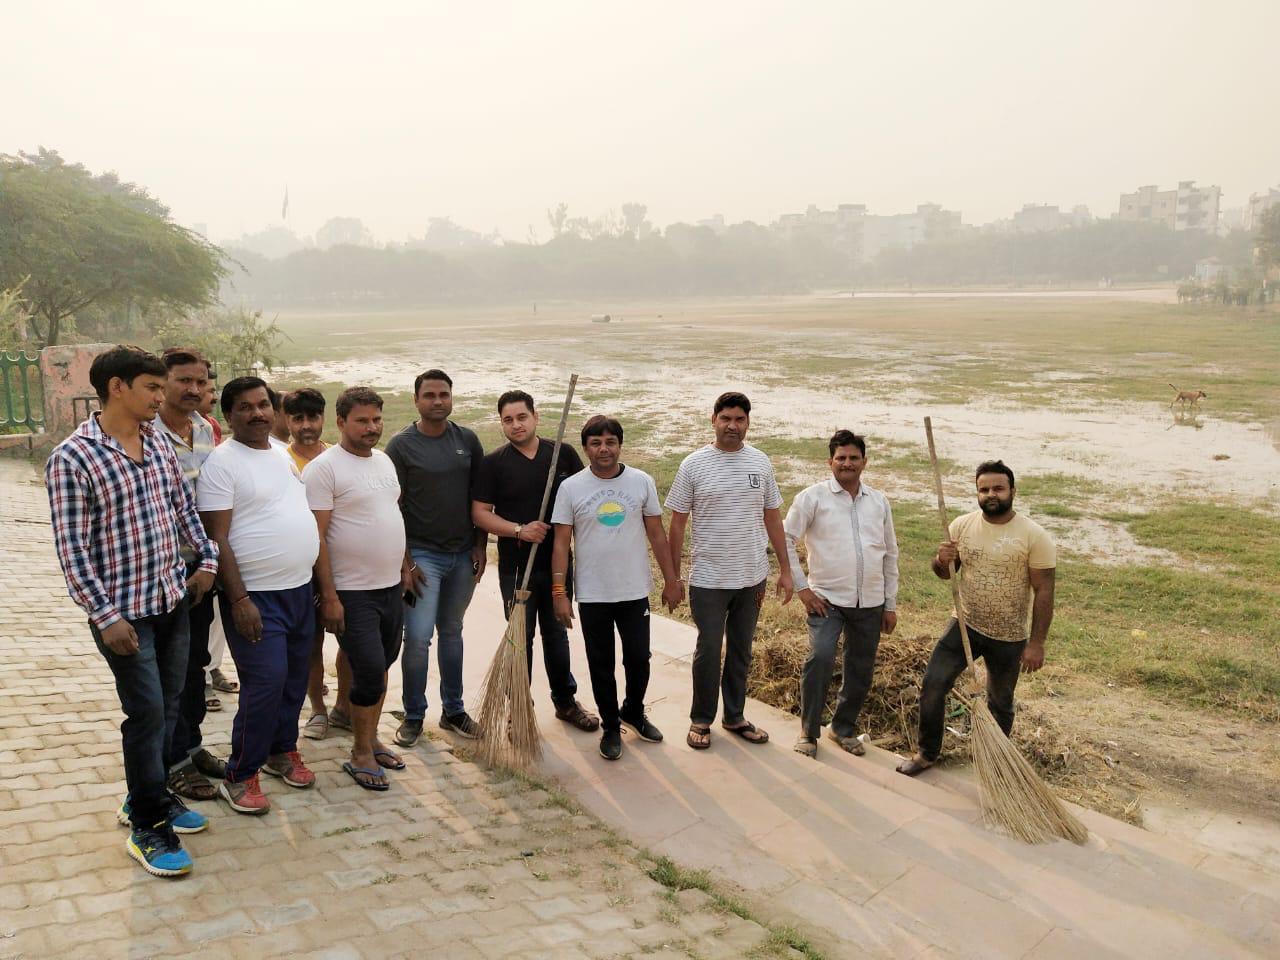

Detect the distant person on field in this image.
[197,377,320,814]
[46,345,217,877]
[550,415,683,761]
[153,348,227,800]
[386,370,486,748]
[785,430,899,759]
[305,387,413,790]
[667,391,793,751]
[283,388,353,741]
[897,460,1056,777]
[472,389,599,732]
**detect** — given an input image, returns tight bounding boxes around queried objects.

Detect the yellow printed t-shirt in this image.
[289,441,327,476]
[949,510,1056,642]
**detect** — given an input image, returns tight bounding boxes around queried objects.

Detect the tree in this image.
[0,149,227,347]
[1257,205,1280,274]
[0,281,32,352]
[315,216,374,249]
[621,202,650,238]
[546,202,569,238]
[156,305,286,375]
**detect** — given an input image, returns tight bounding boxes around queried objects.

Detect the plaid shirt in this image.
[46,414,218,629]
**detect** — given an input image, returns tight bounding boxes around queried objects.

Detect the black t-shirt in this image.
[473,438,584,574]
[384,421,484,553]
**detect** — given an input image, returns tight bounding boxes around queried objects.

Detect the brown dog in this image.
[1169,383,1207,409]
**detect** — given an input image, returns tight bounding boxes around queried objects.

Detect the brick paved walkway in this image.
[0,460,790,960]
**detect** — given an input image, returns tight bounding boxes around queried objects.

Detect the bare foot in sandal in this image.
[722,720,769,744]
[686,724,711,750]
[896,754,934,777]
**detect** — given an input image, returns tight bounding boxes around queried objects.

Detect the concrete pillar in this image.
[39,343,113,444]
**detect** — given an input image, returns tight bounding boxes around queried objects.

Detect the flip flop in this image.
[302,713,329,740]
[342,761,389,791]
[686,725,711,750]
[373,749,405,770]
[722,721,769,744]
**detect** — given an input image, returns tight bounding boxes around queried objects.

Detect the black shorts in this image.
[336,585,404,707]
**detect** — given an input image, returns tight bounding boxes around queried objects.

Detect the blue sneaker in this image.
[127,823,192,877]
[117,796,209,834]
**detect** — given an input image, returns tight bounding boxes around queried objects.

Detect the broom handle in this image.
[518,374,579,592]
[924,417,979,677]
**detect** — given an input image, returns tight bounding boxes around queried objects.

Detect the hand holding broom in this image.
[924,416,1087,845]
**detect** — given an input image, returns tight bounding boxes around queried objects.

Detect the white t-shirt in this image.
[196,440,319,591]
[665,443,782,590]
[551,464,663,603]
[303,445,405,591]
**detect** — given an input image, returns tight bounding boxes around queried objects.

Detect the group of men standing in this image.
[46,345,1058,880]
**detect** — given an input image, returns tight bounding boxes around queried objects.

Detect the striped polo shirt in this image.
[665,443,783,589]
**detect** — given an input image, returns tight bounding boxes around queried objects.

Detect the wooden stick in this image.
[923,416,979,679]
[518,374,578,593]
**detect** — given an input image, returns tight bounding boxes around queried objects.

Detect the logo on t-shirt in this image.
[596,500,626,527]
[747,473,762,489]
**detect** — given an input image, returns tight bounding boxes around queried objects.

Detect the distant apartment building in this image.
[1009,203,1091,233]
[1243,187,1280,231]
[776,201,962,262]
[1117,181,1221,232]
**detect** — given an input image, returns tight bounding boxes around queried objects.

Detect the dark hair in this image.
[497,389,535,415]
[828,430,866,457]
[161,347,205,371]
[581,415,623,446]
[414,369,453,394]
[336,386,384,419]
[283,387,326,417]
[268,387,284,411]
[975,459,1016,488]
[713,391,751,416]
[220,376,269,415]
[89,346,167,402]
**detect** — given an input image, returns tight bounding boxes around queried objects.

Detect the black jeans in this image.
[799,604,882,740]
[578,597,651,733]
[499,567,578,707]
[168,585,215,768]
[918,618,1026,761]
[92,597,190,829]
[336,586,404,707]
[688,583,764,726]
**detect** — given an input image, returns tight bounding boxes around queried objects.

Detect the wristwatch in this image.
[514,524,524,540]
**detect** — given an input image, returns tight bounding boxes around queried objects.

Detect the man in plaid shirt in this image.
[46,346,218,878]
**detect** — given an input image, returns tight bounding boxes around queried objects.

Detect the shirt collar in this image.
[78,412,156,454]
[825,476,869,499]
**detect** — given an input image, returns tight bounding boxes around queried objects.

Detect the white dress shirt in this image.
[784,477,899,610]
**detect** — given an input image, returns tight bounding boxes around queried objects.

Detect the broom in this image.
[475,374,579,770]
[923,416,1088,845]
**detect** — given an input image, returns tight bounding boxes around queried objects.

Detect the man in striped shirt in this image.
[46,346,218,878]
[784,431,899,758]
[667,391,793,751]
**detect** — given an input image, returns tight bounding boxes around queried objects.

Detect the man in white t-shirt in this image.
[550,416,683,761]
[666,392,793,751]
[197,377,321,815]
[304,387,412,791]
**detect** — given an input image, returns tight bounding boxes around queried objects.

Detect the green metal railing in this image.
[0,351,44,432]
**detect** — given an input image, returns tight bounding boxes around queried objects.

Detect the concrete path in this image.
[3,455,1278,959]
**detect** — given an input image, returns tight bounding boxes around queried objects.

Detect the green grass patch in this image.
[1106,503,1280,575]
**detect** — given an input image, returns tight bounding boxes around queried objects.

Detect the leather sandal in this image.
[686,725,711,750]
[722,720,769,744]
[895,754,934,777]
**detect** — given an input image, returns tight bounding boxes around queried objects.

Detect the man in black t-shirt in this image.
[472,389,599,732]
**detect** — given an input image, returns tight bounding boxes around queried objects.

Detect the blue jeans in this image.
[401,547,476,720]
[92,597,190,829]
[800,604,882,740]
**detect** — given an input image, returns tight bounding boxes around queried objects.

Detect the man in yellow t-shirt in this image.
[897,459,1056,776]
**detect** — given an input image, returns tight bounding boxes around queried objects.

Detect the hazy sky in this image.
[7,1,1278,244]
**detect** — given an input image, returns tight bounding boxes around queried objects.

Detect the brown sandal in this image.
[722,721,769,744]
[168,763,218,801]
[686,725,711,750]
[895,755,934,777]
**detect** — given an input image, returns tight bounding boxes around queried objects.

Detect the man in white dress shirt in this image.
[784,430,899,758]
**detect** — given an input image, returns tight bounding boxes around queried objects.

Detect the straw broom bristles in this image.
[925,416,1088,845]
[474,589,542,770]
[475,374,578,771]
